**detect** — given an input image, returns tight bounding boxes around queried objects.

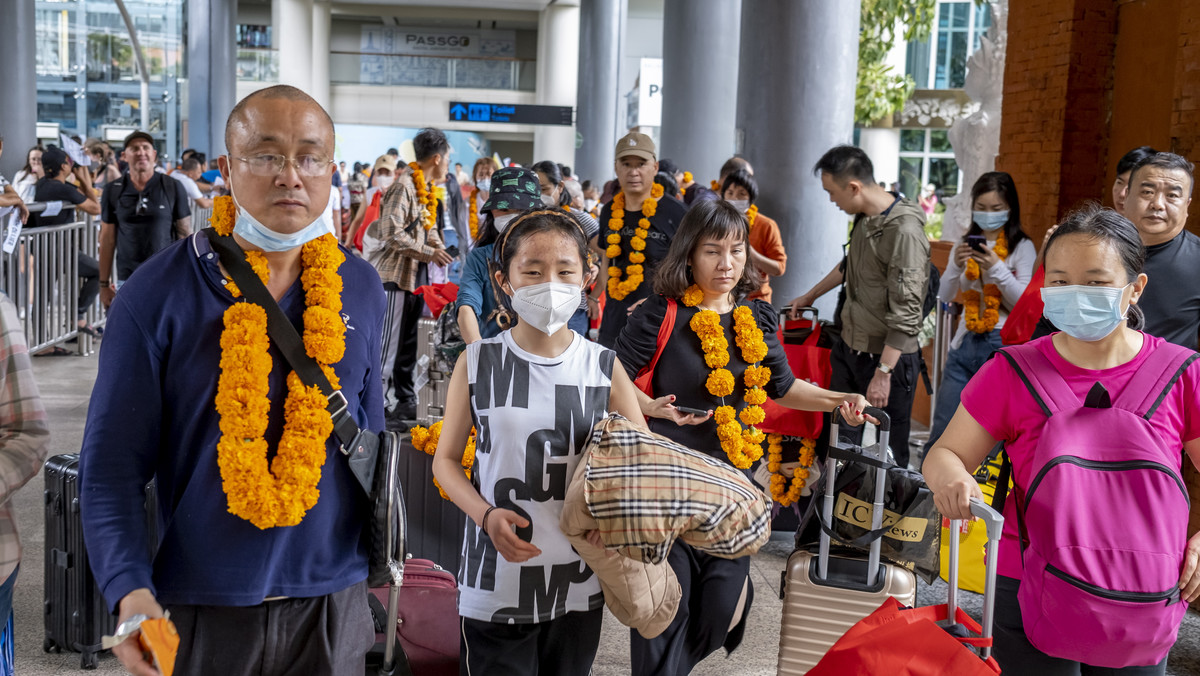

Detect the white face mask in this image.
[541,193,558,207]
[228,173,331,252]
[493,213,517,232]
[509,282,581,336]
[375,174,395,190]
[476,177,491,193]
[728,199,750,211]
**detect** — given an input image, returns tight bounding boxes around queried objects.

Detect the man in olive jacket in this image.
[790,145,929,467]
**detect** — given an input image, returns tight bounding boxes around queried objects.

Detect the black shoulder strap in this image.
[202,228,359,446]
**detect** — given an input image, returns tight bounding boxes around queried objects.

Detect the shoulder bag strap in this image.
[203,228,359,446]
[634,298,676,395]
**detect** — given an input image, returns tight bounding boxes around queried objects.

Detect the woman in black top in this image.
[615,200,869,675]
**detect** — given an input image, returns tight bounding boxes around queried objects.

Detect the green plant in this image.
[924,201,945,240]
[856,0,937,125]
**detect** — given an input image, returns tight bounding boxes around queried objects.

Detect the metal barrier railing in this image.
[0,205,102,355]
[191,204,212,233]
[928,300,962,424]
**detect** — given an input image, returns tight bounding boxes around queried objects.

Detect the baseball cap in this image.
[123,130,155,150]
[615,132,656,162]
[41,146,70,176]
[373,154,398,174]
[480,167,543,213]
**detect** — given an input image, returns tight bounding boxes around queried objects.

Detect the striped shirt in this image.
[0,295,50,583]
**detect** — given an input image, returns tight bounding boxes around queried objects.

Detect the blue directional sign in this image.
[448,101,574,126]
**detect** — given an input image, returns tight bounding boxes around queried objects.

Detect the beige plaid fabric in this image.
[583,415,770,564]
[0,295,50,582]
[371,166,444,291]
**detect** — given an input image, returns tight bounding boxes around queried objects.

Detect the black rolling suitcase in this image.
[44,454,158,669]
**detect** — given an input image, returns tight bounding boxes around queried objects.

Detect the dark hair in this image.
[721,168,758,204]
[492,209,590,282]
[42,145,68,178]
[719,156,751,180]
[965,171,1026,249]
[653,200,762,301]
[581,179,595,192]
[531,160,571,208]
[654,171,679,199]
[474,212,499,248]
[1116,146,1158,177]
[412,129,449,162]
[813,145,875,185]
[657,158,680,177]
[1129,152,1195,197]
[559,164,571,178]
[181,148,197,161]
[181,157,202,172]
[386,148,399,156]
[1043,203,1146,330]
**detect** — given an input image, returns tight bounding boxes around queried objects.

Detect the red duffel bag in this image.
[760,307,832,439]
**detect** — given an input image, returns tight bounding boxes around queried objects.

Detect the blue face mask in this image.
[1040,284,1131,342]
[973,210,1009,232]
[229,177,332,252]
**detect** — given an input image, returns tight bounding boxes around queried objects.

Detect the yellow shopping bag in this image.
[939,451,1007,593]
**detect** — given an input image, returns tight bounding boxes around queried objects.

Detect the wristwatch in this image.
[876,362,895,375]
[99,280,112,288]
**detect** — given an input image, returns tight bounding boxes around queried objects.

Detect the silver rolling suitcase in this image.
[777,407,918,675]
[415,318,447,424]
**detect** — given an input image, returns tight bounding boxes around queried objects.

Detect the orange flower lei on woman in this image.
[681,171,694,197]
[606,183,665,301]
[684,285,770,468]
[711,180,721,192]
[409,162,438,231]
[411,421,477,501]
[468,188,480,240]
[208,195,347,529]
[745,204,759,232]
[962,230,1009,334]
[767,434,817,507]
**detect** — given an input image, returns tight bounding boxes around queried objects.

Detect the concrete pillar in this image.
[0,0,36,180]
[659,0,741,182]
[187,0,238,157]
[575,0,625,185]
[859,128,901,187]
[311,0,331,112]
[533,0,580,166]
[738,0,860,316]
[276,0,314,94]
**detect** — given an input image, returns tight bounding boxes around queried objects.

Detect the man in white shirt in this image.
[171,158,213,209]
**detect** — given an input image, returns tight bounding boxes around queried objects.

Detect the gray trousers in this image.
[168,581,375,676]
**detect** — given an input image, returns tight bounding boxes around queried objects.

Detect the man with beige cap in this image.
[594,132,687,347]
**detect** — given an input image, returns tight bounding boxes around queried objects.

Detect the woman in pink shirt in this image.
[924,205,1200,674]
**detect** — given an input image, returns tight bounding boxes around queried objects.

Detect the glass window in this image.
[901,129,926,152]
[912,0,989,90]
[929,130,952,153]
[899,157,923,202]
[928,158,961,197]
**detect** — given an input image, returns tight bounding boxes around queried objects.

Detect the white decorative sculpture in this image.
[942,1,1009,243]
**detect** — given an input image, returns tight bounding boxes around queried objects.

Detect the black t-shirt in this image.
[101,172,190,280]
[596,194,688,347]
[615,293,796,460]
[1140,230,1200,348]
[31,178,88,227]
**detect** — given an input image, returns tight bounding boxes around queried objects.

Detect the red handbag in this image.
[759,311,832,439]
[414,283,459,320]
[807,597,1001,676]
[1001,265,1045,345]
[633,298,677,396]
[369,559,458,676]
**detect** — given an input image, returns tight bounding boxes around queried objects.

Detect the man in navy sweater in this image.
[79,85,386,675]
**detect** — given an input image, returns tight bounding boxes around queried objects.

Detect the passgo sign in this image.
[360,26,516,58]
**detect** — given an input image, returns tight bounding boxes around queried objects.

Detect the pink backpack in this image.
[999,343,1198,668]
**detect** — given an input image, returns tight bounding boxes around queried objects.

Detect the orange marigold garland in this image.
[681,171,694,197]
[767,434,817,507]
[962,231,1008,333]
[684,286,771,469]
[606,182,665,301]
[711,180,720,192]
[210,194,347,529]
[745,204,759,232]
[409,162,439,231]
[468,188,480,240]
[411,420,477,501]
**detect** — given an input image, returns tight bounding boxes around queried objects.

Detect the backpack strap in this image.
[1112,342,1200,420]
[633,298,677,397]
[996,344,1078,416]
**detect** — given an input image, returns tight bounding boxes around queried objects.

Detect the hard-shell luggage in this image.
[398,437,465,572]
[44,454,158,669]
[415,318,447,425]
[43,454,118,669]
[939,446,1006,593]
[368,559,458,676]
[777,409,918,675]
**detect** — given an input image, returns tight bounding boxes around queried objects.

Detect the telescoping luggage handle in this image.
[947,497,1004,660]
[819,406,891,586]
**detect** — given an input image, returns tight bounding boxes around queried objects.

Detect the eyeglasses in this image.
[236,154,333,178]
